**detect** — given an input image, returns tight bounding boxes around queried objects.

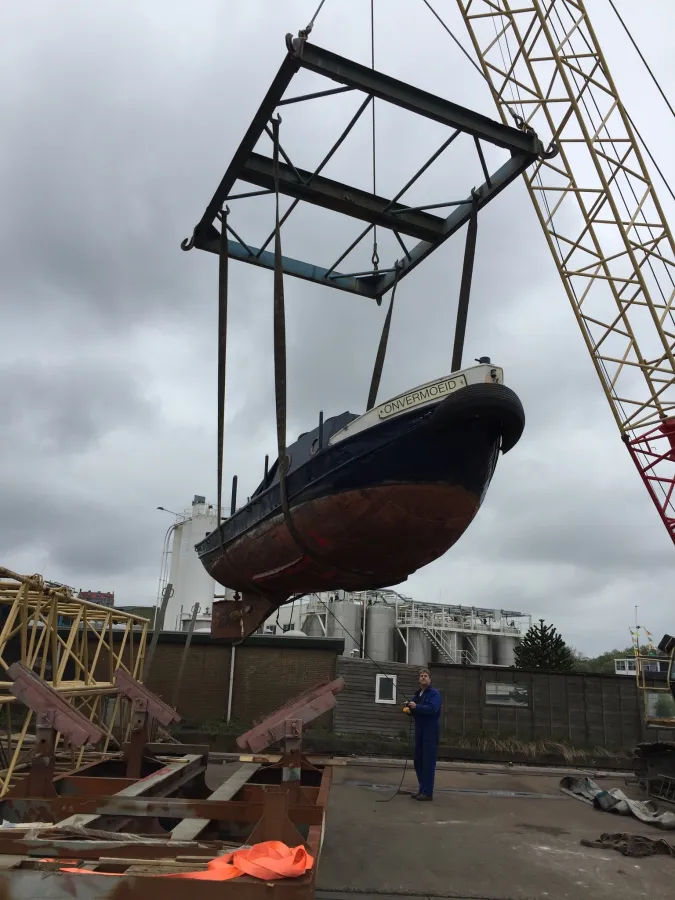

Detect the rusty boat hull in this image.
[198,364,525,637]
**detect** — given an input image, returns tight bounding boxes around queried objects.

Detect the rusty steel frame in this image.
[0,666,337,897]
[456,0,675,542]
[0,567,149,796]
[0,753,332,900]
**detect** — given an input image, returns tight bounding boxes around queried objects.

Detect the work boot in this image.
[416,794,433,801]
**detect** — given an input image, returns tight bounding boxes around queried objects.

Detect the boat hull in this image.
[205,480,483,597]
[200,398,510,596]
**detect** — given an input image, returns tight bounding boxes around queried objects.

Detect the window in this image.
[282,623,294,633]
[615,660,627,672]
[646,691,675,721]
[643,661,659,673]
[485,682,529,707]
[375,674,397,704]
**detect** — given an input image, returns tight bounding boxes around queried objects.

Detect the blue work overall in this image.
[410,686,442,798]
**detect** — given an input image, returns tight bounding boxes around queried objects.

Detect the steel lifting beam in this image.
[185,37,543,300]
[240,153,448,242]
[293,39,540,155]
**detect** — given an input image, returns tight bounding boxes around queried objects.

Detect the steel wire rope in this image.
[606,0,675,124]
[422,1,663,516]
[422,0,671,448]
[545,8,675,388]
[545,5,675,513]
[315,594,415,801]
[370,0,379,272]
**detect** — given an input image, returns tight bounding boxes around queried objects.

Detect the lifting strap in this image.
[366,265,400,412]
[271,116,372,581]
[451,192,479,373]
[217,206,230,540]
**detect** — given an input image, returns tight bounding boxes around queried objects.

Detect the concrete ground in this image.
[209,761,674,900]
[315,764,673,900]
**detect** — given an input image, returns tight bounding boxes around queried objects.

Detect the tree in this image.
[514,619,575,671]
[573,644,657,674]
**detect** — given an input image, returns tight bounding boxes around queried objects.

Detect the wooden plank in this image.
[170,762,260,841]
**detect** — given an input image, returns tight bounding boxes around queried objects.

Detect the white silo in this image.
[494,635,520,667]
[465,634,491,665]
[326,600,363,656]
[164,496,219,631]
[407,630,431,666]
[365,603,396,661]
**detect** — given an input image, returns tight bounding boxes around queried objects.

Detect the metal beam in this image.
[377,153,532,294]
[170,761,261,841]
[1,795,324,826]
[196,153,531,299]
[239,153,448,241]
[190,51,300,244]
[288,37,544,157]
[193,228,385,299]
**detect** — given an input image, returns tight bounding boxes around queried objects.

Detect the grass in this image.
[447,732,620,763]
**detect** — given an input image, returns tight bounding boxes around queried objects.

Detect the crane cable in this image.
[606,0,675,123]
[316,595,416,802]
[370,0,379,273]
[604,0,675,205]
[270,116,377,582]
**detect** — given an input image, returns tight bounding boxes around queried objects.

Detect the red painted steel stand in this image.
[0,671,343,900]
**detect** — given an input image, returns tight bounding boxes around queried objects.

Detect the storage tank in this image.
[365,604,396,661]
[407,629,431,666]
[326,600,363,656]
[302,613,325,637]
[495,635,519,667]
[165,496,219,631]
[439,631,460,663]
[466,634,491,665]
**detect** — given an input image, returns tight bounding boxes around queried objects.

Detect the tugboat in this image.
[199,359,525,639]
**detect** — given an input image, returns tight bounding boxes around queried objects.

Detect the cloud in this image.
[2,0,675,655]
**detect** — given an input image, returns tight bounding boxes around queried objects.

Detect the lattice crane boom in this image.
[455,0,675,541]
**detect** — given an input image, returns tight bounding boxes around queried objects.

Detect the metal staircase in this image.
[423,626,462,664]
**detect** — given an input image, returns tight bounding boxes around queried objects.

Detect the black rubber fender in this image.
[427,382,525,454]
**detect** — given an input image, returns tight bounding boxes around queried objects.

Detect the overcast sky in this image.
[2,1,675,656]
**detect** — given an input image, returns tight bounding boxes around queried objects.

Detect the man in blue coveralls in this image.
[406,668,442,801]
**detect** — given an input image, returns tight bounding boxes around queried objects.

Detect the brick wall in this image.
[145,634,342,727]
[232,643,339,727]
[146,640,232,723]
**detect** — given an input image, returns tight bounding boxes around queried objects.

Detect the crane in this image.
[453,0,675,543]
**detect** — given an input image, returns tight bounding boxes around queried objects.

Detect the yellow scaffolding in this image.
[0,566,149,796]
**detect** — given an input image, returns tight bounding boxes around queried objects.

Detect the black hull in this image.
[198,382,524,598]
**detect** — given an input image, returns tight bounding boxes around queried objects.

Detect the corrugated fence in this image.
[335,657,675,748]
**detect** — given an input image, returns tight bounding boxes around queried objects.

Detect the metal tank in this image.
[465,633,491,665]
[407,629,431,666]
[440,631,460,663]
[166,496,219,631]
[302,613,326,637]
[365,604,396,662]
[494,635,519,667]
[326,600,363,657]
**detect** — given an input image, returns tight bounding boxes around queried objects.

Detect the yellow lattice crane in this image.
[456,0,675,542]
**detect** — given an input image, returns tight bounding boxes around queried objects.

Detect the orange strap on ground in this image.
[60,840,314,881]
